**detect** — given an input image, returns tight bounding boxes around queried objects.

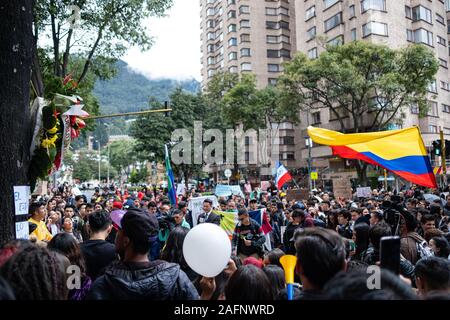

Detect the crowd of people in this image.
[0,182,450,300]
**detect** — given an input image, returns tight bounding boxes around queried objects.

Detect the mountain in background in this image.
[93,60,201,114]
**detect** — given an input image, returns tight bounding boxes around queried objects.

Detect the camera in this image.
[380,197,407,235]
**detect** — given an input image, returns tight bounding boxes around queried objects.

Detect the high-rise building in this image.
[200,0,296,89]
[294,0,450,181]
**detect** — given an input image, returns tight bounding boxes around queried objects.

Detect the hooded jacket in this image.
[86,260,199,300]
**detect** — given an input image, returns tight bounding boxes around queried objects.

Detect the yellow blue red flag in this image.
[307,126,437,189]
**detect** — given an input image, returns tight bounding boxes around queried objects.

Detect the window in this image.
[207,57,215,65]
[267,35,278,43]
[207,0,216,4]
[227,0,235,5]
[268,78,278,86]
[239,5,249,14]
[228,52,237,61]
[217,7,223,15]
[241,62,252,71]
[328,35,344,46]
[439,58,448,68]
[361,0,386,13]
[349,5,355,18]
[405,6,412,19]
[217,32,224,41]
[207,44,214,53]
[207,8,215,16]
[308,47,318,59]
[281,35,290,43]
[412,5,432,24]
[207,20,215,28]
[407,29,414,42]
[279,7,289,16]
[443,104,450,113]
[268,64,280,72]
[207,69,215,77]
[228,24,236,32]
[240,19,250,28]
[265,7,277,15]
[414,28,433,46]
[436,13,445,25]
[279,20,289,29]
[240,33,250,42]
[207,32,215,40]
[351,28,357,41]
[280,49,290,58]
[266,21,278,29]
[441,80,450,91]
[228,37,237,46]
[312,112,321,124]
[448,20,450,33]
[428,79,437,93]
[438,36,446,46]
[427,101,439,117]
[279,152,295,160]
[227,10,236,19]
[267,49,279,58]
[241,48,251,57]
[410,103,419,114]
[307,26,316,40]
[324,12,342,32]
[429,125,438,133]
[229,66,238,73]
[324,0,339,9]
[362,21,388,37]
[306,6,316,21]
[280,136,295,145]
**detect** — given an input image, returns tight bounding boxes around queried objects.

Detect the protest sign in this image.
[356,187,372,198]
[261,181,271,191]
[214,184,244,197]
[14,186,30,239]
[188,195,219,227]
[286,189,309,201]
[333,179,353,200]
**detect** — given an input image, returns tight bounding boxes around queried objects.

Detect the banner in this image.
[356,187,372,198]
[213,210,238,239]
[215,184,244,197]
[188,195,219,227]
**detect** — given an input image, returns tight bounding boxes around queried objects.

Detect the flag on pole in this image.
[275,161,293,189]
[248,209,273,234]
[165,144,178,206]
[307,126,437,189]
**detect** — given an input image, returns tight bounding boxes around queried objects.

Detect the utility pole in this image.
[97,140,101,185]
[306,112,312,192]
[441,129,446,186]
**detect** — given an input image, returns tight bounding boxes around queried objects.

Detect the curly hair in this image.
[0,246,68,300]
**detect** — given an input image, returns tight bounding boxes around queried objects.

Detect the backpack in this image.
[416,240,434,259]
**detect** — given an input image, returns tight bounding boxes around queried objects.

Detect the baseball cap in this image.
[119,209,159,245]
[112,201,123,210]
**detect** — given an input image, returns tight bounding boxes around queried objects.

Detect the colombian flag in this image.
[307,126,437,189]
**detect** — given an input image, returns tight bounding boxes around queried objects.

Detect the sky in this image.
[123,0,202,81]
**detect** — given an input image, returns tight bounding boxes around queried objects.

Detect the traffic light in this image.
[445,139,450,158]
[432,140,441,156]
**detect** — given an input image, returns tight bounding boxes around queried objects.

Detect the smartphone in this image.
[380,236,401,275]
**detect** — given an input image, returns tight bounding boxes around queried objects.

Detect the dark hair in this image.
[160,227,190,270]
[294,228,346,289]
[415,257,450,292]
[0,246,68,300]
[263,265,285,299]
[323,269,417,300]
[353,223,370,258]
[369,222,392,250]
[431,236,450,259]
[429,204,442,217]
[403,211,418,232]
[338,209,351,221]
[75,195,84,202]
[237,208,248,216]
[47,233,87,276]
[88,210,112,233]
[203,199,213,205]
[346,260,369,272]
[148,201,157,208]
[230,254,242,269]
[28,202,45,216]
[85,203,94,209]
[421,214,436,224]
[64,205,76,211]
[94,203,104,210]
[292,209,305,219]
[264,248,285,268]
[225,265,274,300]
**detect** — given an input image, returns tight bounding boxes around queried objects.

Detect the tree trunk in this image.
[356,161,369,186]
[0,0,33,245]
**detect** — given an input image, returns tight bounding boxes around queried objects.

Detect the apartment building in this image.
[294,0,450,178]
[200,0,298,180]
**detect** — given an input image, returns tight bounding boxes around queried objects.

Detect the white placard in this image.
[188,195,219,227]
[356,187,372,198]
[15,221,29,240]
[14,186,30,216]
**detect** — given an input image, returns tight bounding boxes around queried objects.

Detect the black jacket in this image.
[283,222,302,254]
[197,211,221,225]
[86,260,199,300]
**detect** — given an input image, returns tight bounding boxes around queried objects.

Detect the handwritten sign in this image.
[356,187,372,198]
[14,186,30,216]
[215,184,244,197]
[333,179,353,200]
[188,195,219,227]
[15,221,29,240]
[286,189,309,201]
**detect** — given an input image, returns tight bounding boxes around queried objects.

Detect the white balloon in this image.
[183,223,231,277]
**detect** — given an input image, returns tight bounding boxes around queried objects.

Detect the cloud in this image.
[123,0,201,81]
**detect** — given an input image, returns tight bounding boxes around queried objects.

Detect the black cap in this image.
[121,208,159,246]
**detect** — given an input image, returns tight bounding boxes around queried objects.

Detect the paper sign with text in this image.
[14,186,30,216]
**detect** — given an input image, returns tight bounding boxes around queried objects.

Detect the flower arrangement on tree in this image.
[29,75,89,190]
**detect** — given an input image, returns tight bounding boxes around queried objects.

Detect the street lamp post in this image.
[96,140,101,185]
